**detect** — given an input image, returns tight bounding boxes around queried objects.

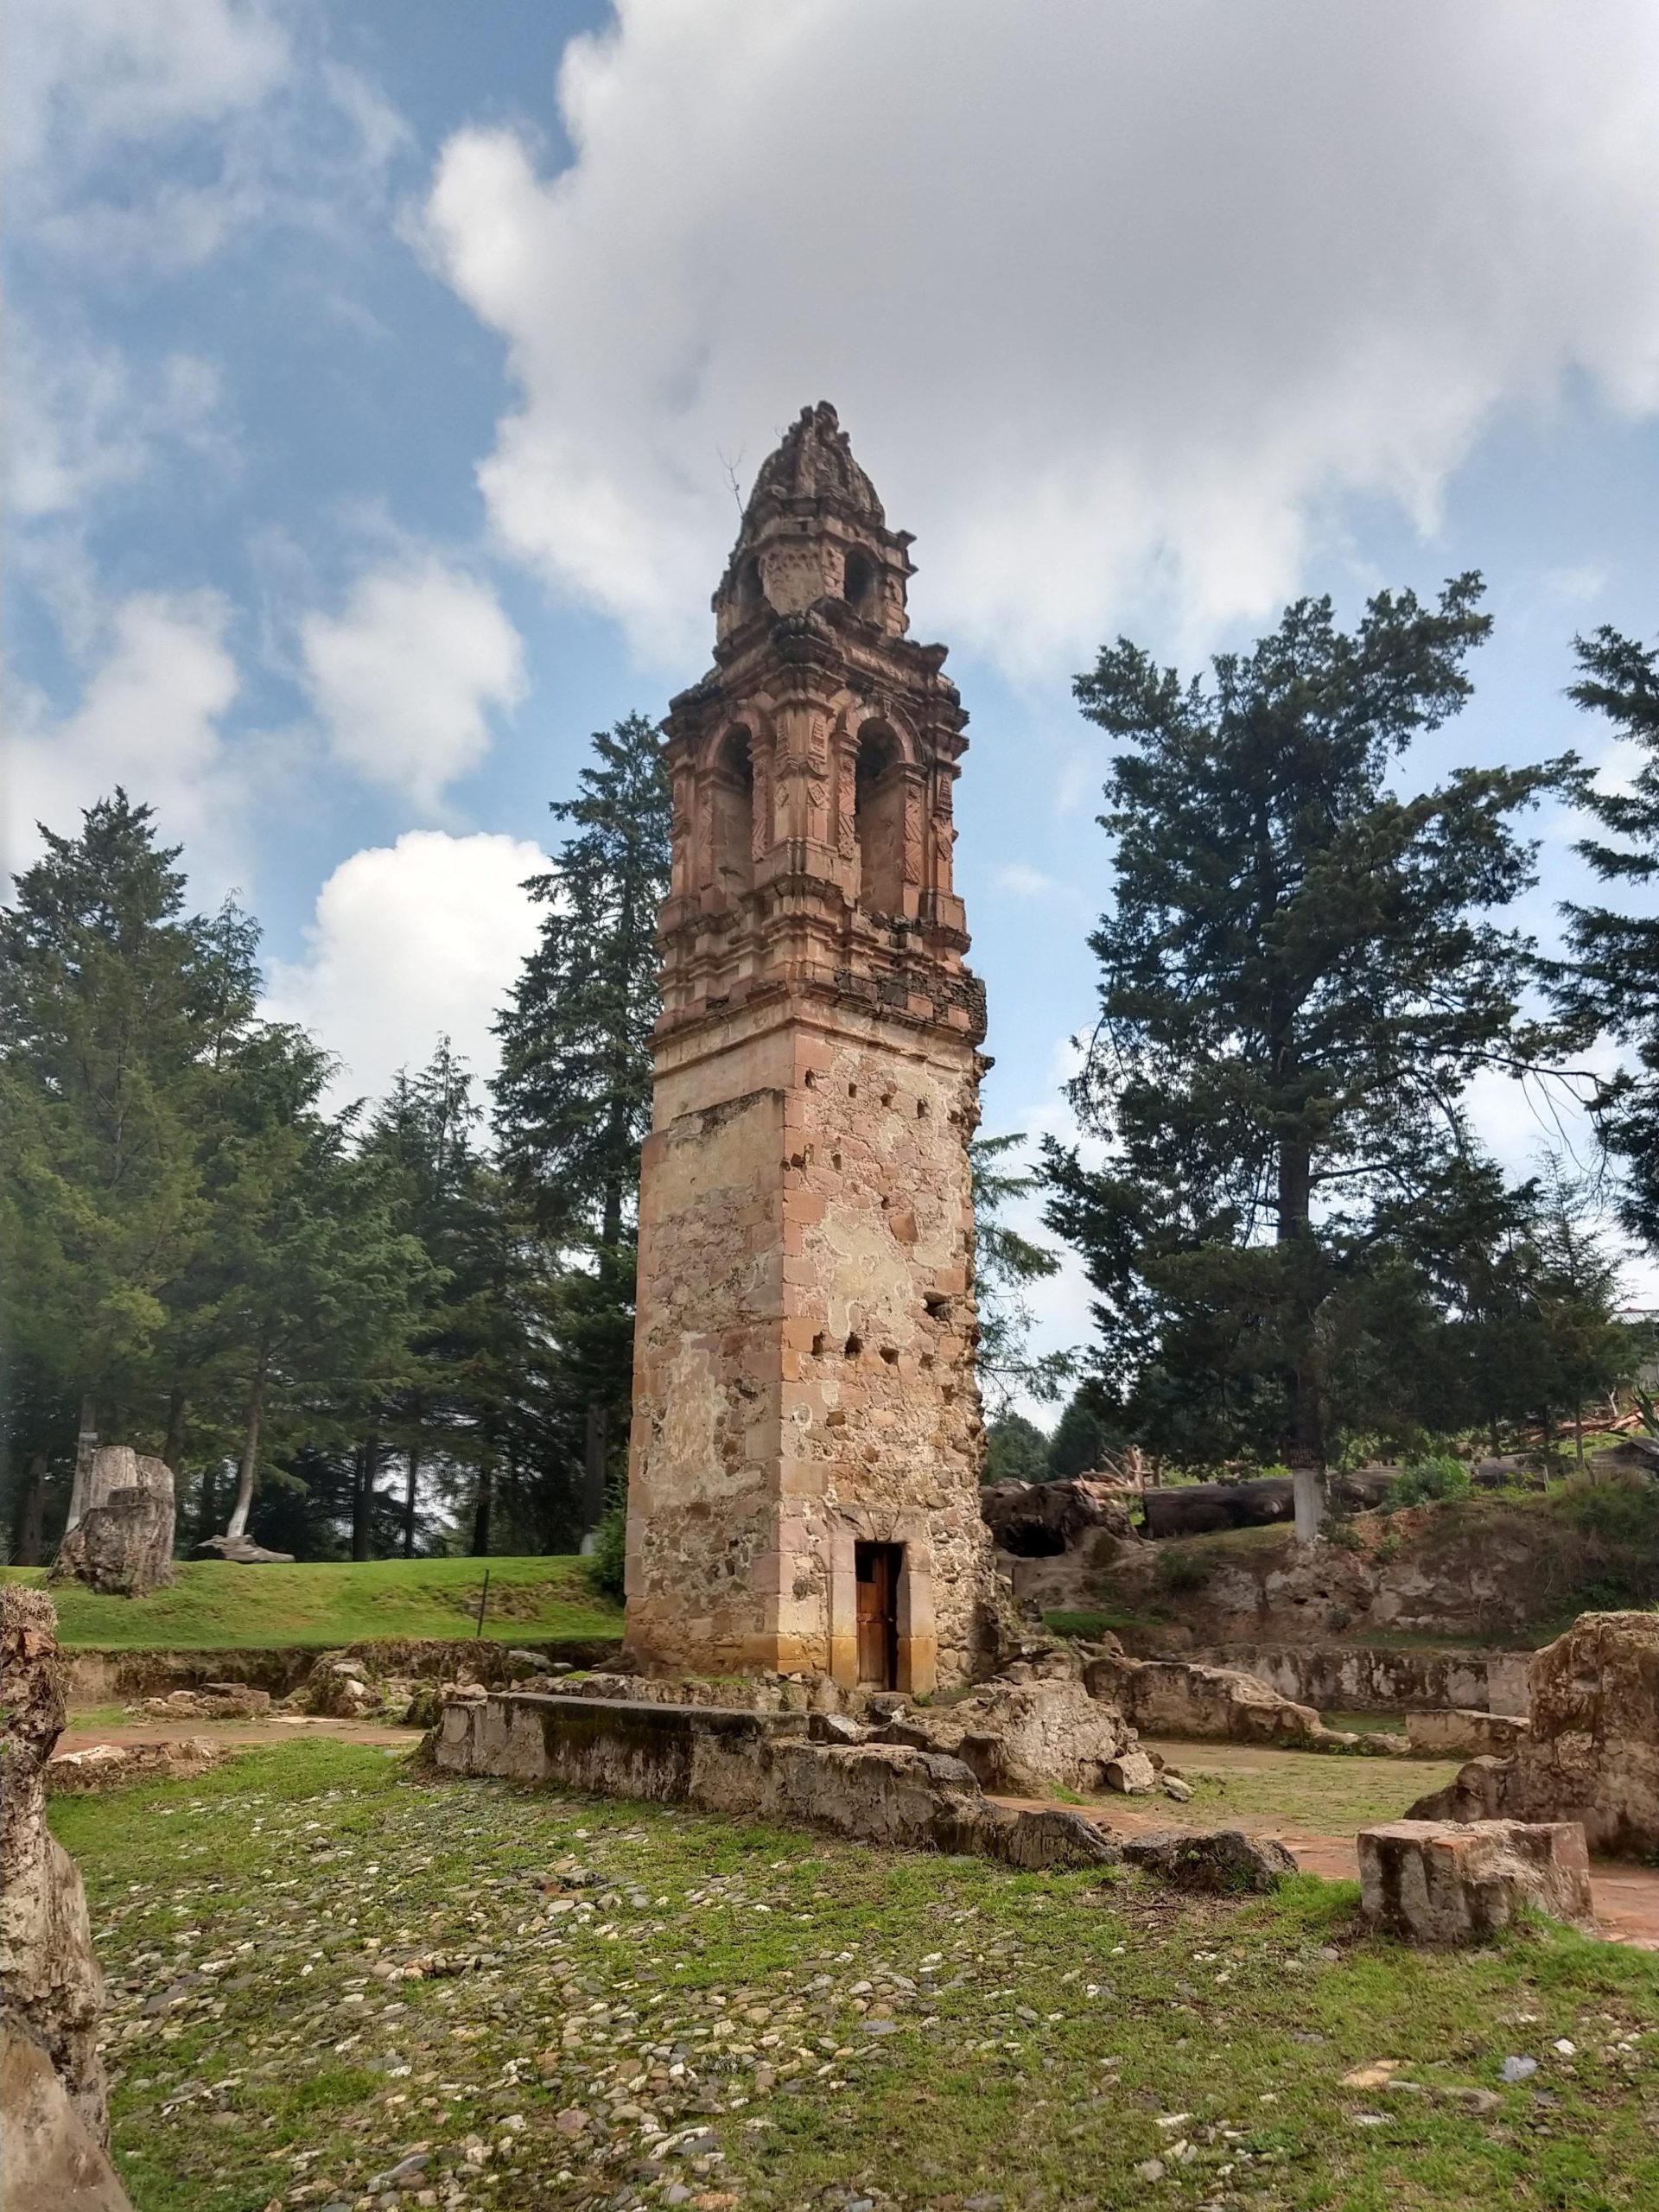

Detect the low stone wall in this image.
[431,1691,1119,1872]
[1205,1643,1532,1719]
[63,1636,621,1706]
[1404,1709,1531,1759]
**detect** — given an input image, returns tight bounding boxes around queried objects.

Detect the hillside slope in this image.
[0,1555,625,1650]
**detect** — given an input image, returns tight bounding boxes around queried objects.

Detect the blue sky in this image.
[7,0,1659,1389]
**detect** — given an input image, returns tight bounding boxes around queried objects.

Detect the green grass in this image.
[0,1555,625,1650]
[1140,1743,1464,1832]
[54,1739,1659,2212]
[1042,1606,1164,1642]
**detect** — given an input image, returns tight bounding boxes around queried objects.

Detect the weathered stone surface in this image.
[1357,1819,1595,1942]
[625,404,994,1694]
[433,1690,1120,1872]
[1404,1708,1531,1759]
[192,1532,295,1563]
[304,1655,385,1718]
[1407,1612,1659,1856]
[1103,1751,1157,1795]
[981,1478,1135,1560]
[51,1446,175,1597]
[1087,1652,1357,1751]
[1087,1503,1611,1647]
[1121,1827,1297,1893]
[885,1675,1135,1794]
[0,1589,109,2143]
[1205,1643,1532,1719]
[47,1738,223,1796]
[0,2024,133,2212]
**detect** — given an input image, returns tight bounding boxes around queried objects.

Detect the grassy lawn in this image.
[0,1556,624,1650]
[54,1741,1659,2212]
[1135,1741,1463,1834]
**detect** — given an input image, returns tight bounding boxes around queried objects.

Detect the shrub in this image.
[1383,1455,1471,1510]
[585,1491,628,1603]
[1156,1548,1215,1594]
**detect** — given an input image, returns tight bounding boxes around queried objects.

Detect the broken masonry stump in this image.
[50,1445,176,1598]
[1357,1818,1595,1944]
[0,1587,134,2210]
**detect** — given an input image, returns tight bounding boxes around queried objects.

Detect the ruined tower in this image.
[624,403,992,1693]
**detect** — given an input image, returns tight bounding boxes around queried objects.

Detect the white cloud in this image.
[995,863,1060,900]
[299,557,527,810]
[5,0,290,180]
[3,589,244,884]
[8,340,231,521]
[264,830,547,1109]
[423,0,1659,673]
[7,0,407,272]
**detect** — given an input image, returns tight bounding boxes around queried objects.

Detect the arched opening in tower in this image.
[709,727,755,898]
[855,724,906,915]
[842,548,875,615]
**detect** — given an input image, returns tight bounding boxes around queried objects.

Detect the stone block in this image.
[1404,1708,1531,1759]
[1103,1751,1157,1794]
[1357,1818,1595,1943]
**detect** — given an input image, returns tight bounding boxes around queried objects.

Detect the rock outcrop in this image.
[1120,1827,1296,1893]
[981,1478,1135,1559]
[0,1588,130,2206]
[1358,1819,1594,1942]
[874,1673,1136,1794]
[51,1446,176,1599]
[1407,1611,1659,1856]
[1,2026,132,2212]
[1083,1650,1402,1754]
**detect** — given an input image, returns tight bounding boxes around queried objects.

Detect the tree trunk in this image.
[582,1403,609,1535]
[470,1456,493,1557]
[1573,1406,1586,1469]
[13,1452,47,1567]
[403,1444,421,1560]
[162,1389,188,1474]
[224,1350,270,1541]
[1275,1134,1325,1543]
[353,1436,379,1562]
[64,1396,99,1534]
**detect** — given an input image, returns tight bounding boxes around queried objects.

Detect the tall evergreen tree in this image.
[1557,626,1659,1246]
[493,715,671,1529]
[0,794,230,1509]
[1043,579,1567,1532]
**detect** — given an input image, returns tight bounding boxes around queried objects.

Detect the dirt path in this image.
[59,1712,416,1752]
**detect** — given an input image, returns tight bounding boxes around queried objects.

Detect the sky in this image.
[6,0,1659,1402]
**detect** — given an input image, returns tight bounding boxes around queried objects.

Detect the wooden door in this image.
[855,1541,902,1688]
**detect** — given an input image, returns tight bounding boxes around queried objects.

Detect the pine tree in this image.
[1044,580,1568,1533]
[0,794,224,1509]
[983,1411,1050,1483]
[1557,626,1659,1247]
[1046,1392,1114,1480]
[493,715,671,1530]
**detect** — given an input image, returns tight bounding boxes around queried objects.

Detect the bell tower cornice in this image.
[658,404,982,1052]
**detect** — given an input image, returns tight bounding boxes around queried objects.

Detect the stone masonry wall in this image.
[626,999,989,1688]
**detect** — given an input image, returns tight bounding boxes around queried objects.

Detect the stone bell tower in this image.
[623,402,993,1693]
